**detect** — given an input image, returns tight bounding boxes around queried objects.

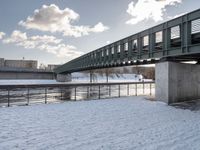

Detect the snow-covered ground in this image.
[0,96,200,150]
[72,72,151,83]
[0,73,150,85]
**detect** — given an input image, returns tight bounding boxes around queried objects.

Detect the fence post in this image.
[143,82,145,94]
[45,88,47,104]
[109,85,111,97]
[135,84,137,96]
[60,88,63,100]
[127,84,129,96]
[118,84,120,97]
[27,88,30,105]
[98,85,101,99]
[74,87,77,101]
[87,86,89,99]
[150,83,152,96]
[7,89,10,107]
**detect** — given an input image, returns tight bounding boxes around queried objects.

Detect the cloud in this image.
[106,41,110,44]
[19,4,109,37]
[0,32,6,39]
[3,30,61,49]
[126,0,182,25]
[37,43,83,58]
[2,30,83,58]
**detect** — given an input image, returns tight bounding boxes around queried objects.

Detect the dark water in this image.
[0,83,155,107]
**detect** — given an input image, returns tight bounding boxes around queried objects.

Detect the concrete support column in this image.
[56,73,71,82]
[156,61,200,104]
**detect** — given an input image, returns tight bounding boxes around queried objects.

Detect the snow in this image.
[0,73,151,85]
[72,72,150,83]
[0,96,200,150]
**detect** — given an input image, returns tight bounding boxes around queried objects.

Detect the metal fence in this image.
[0,81,155,107]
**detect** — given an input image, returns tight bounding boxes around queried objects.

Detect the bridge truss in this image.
[55,9,200,74]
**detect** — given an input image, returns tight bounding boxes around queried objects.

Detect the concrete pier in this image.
[56,74,71,82]
[156,61,200,104]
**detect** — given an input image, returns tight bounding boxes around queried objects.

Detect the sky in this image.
[0,0,199,66]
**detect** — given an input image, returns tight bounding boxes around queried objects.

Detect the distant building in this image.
[0,58,61,71]
[46,64,61,71]
[4,59,38,69]
[0,58,4,67]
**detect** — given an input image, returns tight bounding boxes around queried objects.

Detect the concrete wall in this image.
[155,62,169,103]
[0,58,4,67]
[156,61,200,104]
[0,72,55,80]
[46,65,61,71]
[56,74,71,82]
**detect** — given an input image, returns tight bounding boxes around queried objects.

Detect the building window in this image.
[102,50,104,57]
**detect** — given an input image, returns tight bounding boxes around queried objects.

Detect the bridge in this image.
[55,8,200,104]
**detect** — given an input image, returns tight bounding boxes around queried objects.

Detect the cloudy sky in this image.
[0,0,199,65]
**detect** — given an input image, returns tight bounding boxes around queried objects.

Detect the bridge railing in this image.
[0,81,155,107]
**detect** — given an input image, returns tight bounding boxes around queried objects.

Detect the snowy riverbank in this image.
[71,72,145,83]
[0,96,200,150]
[0,73,151,85]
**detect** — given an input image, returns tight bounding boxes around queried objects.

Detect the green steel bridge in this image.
[55,9,200,74]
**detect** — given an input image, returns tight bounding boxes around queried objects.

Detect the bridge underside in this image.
[58,53,200,74]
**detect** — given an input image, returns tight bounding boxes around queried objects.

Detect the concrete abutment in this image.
[156,61,200,104]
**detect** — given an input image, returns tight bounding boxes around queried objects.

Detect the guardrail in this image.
[0,81,155,107]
